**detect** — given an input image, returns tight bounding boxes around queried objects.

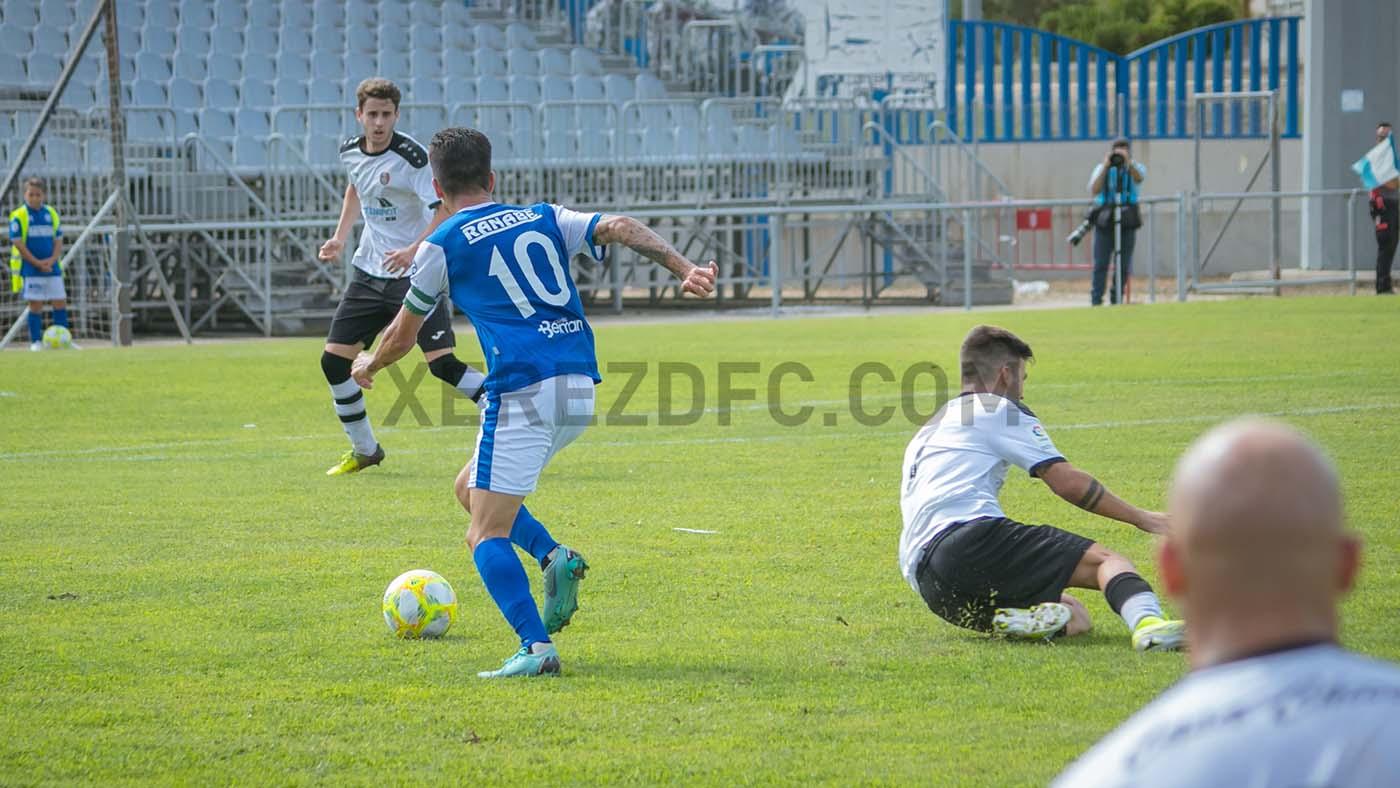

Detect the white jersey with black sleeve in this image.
[1054,644,1400,788]
[339,131,441,279]
[898,392,1066,590]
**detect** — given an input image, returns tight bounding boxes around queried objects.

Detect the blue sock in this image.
[511,506,560,568]
[52,308,68,328]
[26,312,42,342]
[472,537,550,648]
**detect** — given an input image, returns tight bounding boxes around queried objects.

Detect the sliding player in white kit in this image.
[352,128,718,678]
[899,325,1184,650]
[317,78,485,477]
[1056,419,1400,787]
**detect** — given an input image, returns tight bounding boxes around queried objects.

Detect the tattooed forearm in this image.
[1076,479,1106,512]
[595,216,690,278]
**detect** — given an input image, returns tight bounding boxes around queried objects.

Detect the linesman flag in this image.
[1353,134,1400,189]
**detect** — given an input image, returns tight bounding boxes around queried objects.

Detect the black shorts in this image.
[326,269,455,352]
[914,516,1094,632]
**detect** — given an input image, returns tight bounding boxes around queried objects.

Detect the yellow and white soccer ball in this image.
[382,569,457,639]
[41,325,72,349]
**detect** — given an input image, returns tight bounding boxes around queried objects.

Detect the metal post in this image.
[1147,200,1157,303]
[102,0,132,346]
[1192,100,1202,292]
[962,208,974,311]
[1268,92,1281,295]
[1176,193,1187,302]
[769,212,783,318]
[263,227,273,336]
[1346,191,1356,295]
[609,246,623,314]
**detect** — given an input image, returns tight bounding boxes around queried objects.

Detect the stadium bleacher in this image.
[0,0,820,179]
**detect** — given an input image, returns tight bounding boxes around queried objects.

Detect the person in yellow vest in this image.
[9,177,73,350]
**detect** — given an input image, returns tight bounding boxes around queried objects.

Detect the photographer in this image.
[1086,138,1147,306]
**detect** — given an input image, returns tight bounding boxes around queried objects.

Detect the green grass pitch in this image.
[2,296,1397,784]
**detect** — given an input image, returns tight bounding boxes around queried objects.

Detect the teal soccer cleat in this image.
[542,546,588,634]
[477,643,562,679]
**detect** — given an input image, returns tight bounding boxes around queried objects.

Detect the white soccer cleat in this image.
[992,602,1072,641]
[28,341,42,352]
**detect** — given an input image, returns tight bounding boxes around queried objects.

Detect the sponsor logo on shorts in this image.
[537,318,585,339]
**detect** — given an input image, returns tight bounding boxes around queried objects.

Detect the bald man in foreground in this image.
[1055,419,1400,787]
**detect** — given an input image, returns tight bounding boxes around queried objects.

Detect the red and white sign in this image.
[1016,208,1052,231]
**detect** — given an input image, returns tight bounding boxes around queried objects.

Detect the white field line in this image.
[2,402,1395,464]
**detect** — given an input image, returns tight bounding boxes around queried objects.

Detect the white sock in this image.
[529,641,554,654]
[456,366,486,402]
[330,378,377,455]
[1119,591,1164,631]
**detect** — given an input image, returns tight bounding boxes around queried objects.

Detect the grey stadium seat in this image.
[172,110,199,138]
[247,1,279,28]
[571,48,604,76]
[380,49,411,79]
[2,2,38,29]
[146,2,178,28]
[345,59,381,88]
[214,3,248,29]
[475,47,507,76]
[207,79,241,108]
[572,75,605,101]
[173,51,208,82]
[32,24,67,54]
[411,49,442,77]
[274,78,310,106]
[505,22,537,49]
[311,52,342,81]
[543,131,575,162]
[143,26,177,56]
[234,137,268,171]
[40,0,75,26]
[508,48,539,76]
[243,56,278,83]
[26,53,63,86]
[131,79,167,105]
[235,109,270,136]
[579,130,612,161]
[314,1,347,29]
[199,108,237,139]
[273,109,308,137]
[348,24,378,53]
[411,24,442,52]
[636,73,667,100]
[473,23,505,50]
[477,78,508,103]
[279,26,313,54]
[135,52,171,82]
[175,24,212,51]
[409,77,444,104]
[247,30,281,56]
[540,48,571,76]
[282,2,313,29]
[603,74,634,104]
[241,79,274,110]
[541,78,572,102]
[312,25,346,53]
[86,139,113,170]
[507,74,541,104]
[278,53,310,81]
[444,51,476,78]
[444,28,476,51]
[169,78,203,107]
[346,3,377,29]
[209,53,242,83]
[59,83,97,109]
[124,111,166,141]
[180,2,215,29]
[310,80,344,105]
[443,78,477,107]
[211,27,243,56]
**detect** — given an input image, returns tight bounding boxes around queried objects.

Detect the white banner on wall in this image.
[799,0,946,103]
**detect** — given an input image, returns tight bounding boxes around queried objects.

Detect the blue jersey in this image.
[9,203,62,276]
[405,201,605,395]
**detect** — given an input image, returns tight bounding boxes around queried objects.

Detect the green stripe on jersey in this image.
[403,289,435,315]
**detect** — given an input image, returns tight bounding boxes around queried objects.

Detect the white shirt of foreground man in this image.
[1055,419,1400,788]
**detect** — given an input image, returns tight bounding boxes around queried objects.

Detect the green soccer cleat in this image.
[1132,616,1186,652]
[542,546,588,635]
[325,445,385,476]
[477,643,562,679]
[992,602,1072,641]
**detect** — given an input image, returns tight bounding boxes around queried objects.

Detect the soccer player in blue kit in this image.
[352,127,718,678]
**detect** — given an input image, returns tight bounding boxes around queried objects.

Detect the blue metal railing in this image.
[947,17,1301,141]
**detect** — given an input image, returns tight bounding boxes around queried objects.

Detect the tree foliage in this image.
[953,0,1242,54]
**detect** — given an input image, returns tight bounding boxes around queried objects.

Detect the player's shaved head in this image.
[960,325,1033,391]
[1164,419,1360,668]
[429,127,492,198]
